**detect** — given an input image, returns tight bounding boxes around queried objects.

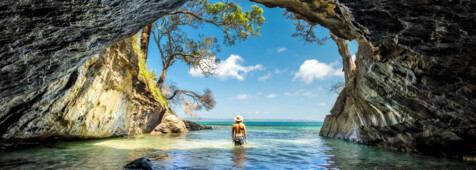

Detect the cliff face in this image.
[0,1,186,142]
[1,37,168,141]
[252,0,476,160]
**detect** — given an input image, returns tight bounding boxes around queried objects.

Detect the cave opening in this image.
[1,0,475,167]
[138,0,359,122]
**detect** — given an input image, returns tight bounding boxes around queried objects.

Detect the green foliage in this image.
[152,0,266,78]
[129,34,169,108]
[201,0,265,46]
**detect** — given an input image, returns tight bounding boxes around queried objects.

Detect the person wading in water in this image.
[232,115,247,146]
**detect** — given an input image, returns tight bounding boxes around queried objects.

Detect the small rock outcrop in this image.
[151,112,188,135]
[125,157,154,170]
[183,120,212,131]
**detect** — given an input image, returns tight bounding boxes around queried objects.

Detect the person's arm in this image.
[232,125,235,143]
[244,125,248,144]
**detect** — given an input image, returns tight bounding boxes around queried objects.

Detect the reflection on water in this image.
[0,123,475,169]
[232,147,247,169]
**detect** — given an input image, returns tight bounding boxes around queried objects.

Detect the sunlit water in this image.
[1,122,475,169]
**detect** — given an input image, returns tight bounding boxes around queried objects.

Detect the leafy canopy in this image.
[152,0,265,77]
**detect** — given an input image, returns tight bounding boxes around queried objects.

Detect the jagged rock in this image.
[182,120,212,131]
[125,157,154,170]
[151,112,188,135]
[252,0,476,160]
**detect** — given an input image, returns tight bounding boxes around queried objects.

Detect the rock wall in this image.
[0,0,185,140]
[252,0,476,160]
[0,37,168,141]
[0,0,186,142]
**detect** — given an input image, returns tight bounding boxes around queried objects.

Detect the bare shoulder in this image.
[240,123,246,128]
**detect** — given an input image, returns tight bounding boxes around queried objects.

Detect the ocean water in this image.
[0,121,475,169]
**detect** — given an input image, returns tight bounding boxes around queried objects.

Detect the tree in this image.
[145,0,264,116]
[151,0,265,89]
[140,23,154,59]
[329,32,354,84]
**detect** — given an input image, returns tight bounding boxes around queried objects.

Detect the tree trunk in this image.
[330,32,354,85]
[156,67,168,89]
[140,23,154,59]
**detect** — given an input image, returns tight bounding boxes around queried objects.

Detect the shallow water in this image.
[0,122,475,169]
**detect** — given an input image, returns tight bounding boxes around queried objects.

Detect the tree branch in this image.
[166,11,224,27]
[166,89,201,100]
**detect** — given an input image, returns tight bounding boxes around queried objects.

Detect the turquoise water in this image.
[0,121,475,169]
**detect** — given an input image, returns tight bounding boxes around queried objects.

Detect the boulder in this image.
[151,112,188,135]
[124,157,153,170]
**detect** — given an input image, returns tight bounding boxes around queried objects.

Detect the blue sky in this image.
[146,1,358,121]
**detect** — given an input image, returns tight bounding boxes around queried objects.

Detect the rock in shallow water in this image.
[124,157,154,170]
[182,120,212,131]
[151,112,188,135]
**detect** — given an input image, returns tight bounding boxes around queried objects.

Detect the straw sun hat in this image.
[235,115,243,122]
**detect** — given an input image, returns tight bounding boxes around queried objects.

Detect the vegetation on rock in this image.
[130,34,169,108]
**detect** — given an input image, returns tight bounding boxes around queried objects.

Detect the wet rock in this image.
[182,120,212,131]
[151,112,188,135]
[124,157,153,170]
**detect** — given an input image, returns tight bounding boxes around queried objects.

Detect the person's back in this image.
[232,115,247,146]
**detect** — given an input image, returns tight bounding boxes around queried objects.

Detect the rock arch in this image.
[0,0,475,160]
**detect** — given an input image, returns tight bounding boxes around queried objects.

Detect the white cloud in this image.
[266,94,278,98]
[277,47,287,53]
[258,72,272,81]
[189,54,264,81]
[293,59,343,84]
[318,102,327,106]
[234,94,249,100]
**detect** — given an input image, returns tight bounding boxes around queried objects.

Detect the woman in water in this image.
[232,115,247,146]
